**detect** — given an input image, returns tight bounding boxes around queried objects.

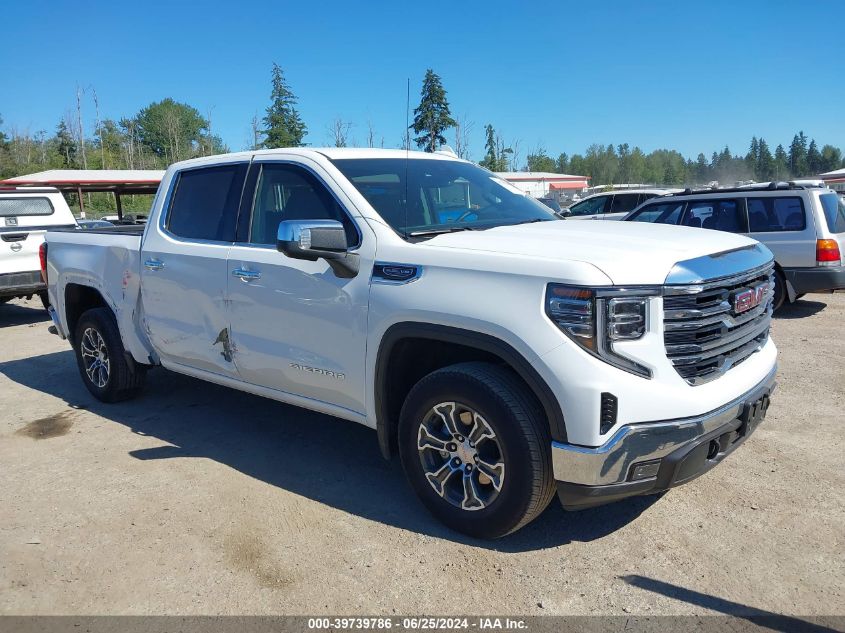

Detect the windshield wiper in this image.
[408,226,478,237]
[505,218,553,227]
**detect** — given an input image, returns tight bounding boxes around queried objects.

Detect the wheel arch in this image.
[64,283,109,344]
[374,322,566,459]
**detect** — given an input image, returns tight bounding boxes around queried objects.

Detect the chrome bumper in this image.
[551,366,777,487]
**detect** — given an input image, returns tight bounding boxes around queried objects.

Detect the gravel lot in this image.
[1,294,843,617]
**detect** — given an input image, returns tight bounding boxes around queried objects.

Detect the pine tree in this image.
[807,140,821,175]
[746,136,759,178]
[262,63,307,149]
[556,152,569,173]
[695,153,709,183]
[480,124,497,170]
[774,144,789,180]
[478,124,511,171]
[789,132,808,176]
[56,120,77,167]
[410,69,456,152]
[757,139,774,180]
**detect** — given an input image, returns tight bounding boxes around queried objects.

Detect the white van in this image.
[0,186,77,307]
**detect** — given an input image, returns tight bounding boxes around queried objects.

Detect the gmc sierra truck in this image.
[43,148,777,538]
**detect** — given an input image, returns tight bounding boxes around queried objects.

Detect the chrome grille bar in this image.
[663,262,774,385]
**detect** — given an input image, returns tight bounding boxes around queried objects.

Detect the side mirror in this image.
[557,210,572,218]
[277,219,359,278]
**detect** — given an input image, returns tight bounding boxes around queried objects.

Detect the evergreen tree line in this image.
[522,133,844,187]
[2,64,843,195]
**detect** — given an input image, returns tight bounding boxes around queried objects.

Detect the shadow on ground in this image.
[0,300,50,327]
[622,575,841,633]
[0,349,660,551]
[774,298,827,320]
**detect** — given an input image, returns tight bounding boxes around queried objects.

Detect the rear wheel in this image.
[73,307,146,402]
[398,362,555,539]
[38,291,50,311]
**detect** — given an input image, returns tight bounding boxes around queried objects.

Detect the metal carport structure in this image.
[0,169,164,221]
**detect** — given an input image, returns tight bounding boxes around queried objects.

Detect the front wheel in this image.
[73,307,146,402]
[398,362,556,539]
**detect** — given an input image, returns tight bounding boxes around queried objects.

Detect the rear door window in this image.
[746,197,806,232]
[0,197,54,217]
[684,199,746,232]
[627,201,684,224]
[609,193,641,214]
[819,193,845,233]
[166,163,248,241]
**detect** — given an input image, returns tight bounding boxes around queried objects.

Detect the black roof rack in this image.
[667,181,813,197]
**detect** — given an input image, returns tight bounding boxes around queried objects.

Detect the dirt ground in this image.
[0,294,843,617]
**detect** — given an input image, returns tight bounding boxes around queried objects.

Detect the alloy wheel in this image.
[80,327,110,388]
[417,401,506,511]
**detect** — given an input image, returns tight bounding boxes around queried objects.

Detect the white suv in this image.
[564,189,676,220]
[0,186,77,307]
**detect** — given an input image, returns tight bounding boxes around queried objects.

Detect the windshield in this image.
[331,158,555,238]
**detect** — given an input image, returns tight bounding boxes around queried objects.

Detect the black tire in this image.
[38,291,50,311]
[398,362,556,539]
[73,307,146,402]
[772,270,786,311]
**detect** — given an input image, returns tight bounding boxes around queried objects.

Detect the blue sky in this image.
[2,0,842,162]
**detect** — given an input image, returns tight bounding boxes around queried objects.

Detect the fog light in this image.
[630,460,661,481]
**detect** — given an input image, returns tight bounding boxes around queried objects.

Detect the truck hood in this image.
[424,220,760,285]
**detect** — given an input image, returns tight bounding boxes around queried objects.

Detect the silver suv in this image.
[624,183,845,309]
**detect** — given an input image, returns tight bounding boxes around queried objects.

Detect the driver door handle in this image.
[232,268,261,281]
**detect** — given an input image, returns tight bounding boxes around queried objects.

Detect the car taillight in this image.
[816,239,841,266]
[39,242,48,283]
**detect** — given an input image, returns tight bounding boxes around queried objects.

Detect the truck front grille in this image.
[663,263,774,385]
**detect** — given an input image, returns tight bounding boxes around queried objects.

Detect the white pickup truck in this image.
[44,148,778,538]
[1,186,77,307]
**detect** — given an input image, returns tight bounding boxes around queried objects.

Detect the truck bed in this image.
[45,226,152,363]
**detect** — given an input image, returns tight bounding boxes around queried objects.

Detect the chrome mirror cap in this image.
[276,219,359,278]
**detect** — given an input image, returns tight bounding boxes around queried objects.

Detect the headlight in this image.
[546,284,657,378]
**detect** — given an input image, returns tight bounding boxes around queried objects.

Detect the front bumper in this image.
[783,265,845,295]
[551,366,777,509]
[0,270,45,298]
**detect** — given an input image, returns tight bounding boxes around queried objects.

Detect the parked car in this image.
[1,186,76,308]
[44,148,777,538]
[624,182,845,309]
[564,189,676,220]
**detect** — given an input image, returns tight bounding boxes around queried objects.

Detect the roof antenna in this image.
[404,77,410,239]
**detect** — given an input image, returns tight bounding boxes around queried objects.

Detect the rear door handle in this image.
[232,268,261,281]
[144,258,165,271]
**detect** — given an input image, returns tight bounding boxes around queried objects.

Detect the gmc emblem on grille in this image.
[732,283,767,314]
